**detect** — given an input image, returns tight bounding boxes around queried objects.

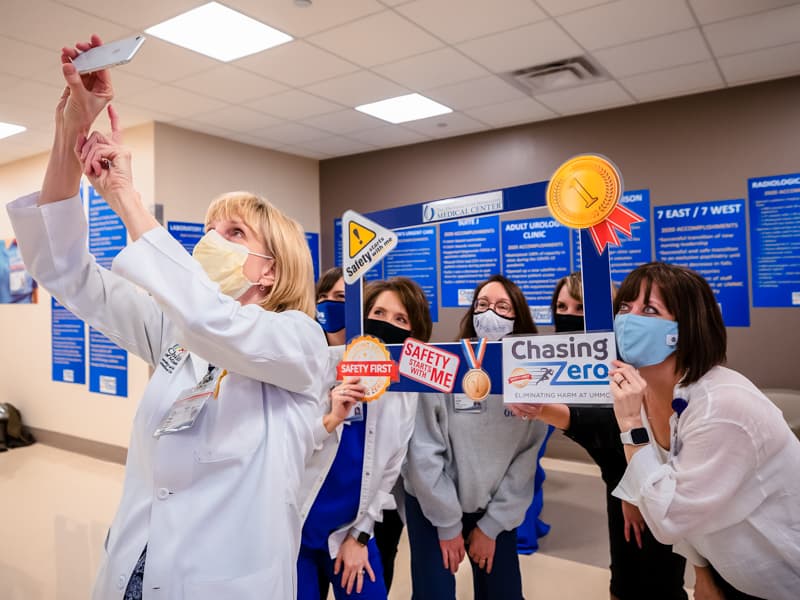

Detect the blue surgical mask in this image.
[315,300,345,333]
[614,313,678,368]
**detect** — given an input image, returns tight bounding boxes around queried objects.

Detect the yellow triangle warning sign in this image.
[349,221,376,258]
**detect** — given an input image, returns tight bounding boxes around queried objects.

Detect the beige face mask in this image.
[192,230,272,299]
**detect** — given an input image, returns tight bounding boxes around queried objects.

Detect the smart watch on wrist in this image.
[354,531,370,546]
[620,427,650,446]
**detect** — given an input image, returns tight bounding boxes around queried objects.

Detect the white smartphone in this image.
[71,35,146,74]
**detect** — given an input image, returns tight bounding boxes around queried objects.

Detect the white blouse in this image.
[614,366,800,600]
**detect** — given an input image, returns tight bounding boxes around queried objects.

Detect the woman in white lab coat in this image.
[7,36,329,600]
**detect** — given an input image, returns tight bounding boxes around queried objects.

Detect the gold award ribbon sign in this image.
[337,335,399,401]
[546,154,644,254]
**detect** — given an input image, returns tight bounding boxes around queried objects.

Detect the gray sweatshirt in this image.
[402,392,548,541]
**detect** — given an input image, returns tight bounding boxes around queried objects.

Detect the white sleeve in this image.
[7,192,166,366]
[112,226,327,394]
[614,418,760,545]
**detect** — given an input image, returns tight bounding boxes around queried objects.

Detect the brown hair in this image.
[364,277,433,343]
[458,274,538,339]
[205,191,315,317]
[316,267,343,300]
[550,271,583,315]
[614,262,726,385]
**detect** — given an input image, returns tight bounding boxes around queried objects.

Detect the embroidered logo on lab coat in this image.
[159,344,187,373]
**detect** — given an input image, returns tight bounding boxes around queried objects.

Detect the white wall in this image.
[0,123,320,447]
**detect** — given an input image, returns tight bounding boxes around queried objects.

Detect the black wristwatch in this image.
[620,427,650,446]
[354,531,370,546]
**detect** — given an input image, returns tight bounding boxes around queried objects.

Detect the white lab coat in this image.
[8,193,330,600]
[301,346,417,559]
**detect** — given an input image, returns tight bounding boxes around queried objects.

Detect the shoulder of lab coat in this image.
[112,226,328,395]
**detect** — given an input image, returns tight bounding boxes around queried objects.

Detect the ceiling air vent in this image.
[502,56,606,94]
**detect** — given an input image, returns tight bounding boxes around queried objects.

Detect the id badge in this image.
[344,402,365,423]
[453,393,485,414]
[153,367,220,437]
[9,270,25,293]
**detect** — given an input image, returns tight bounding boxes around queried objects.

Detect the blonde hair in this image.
[204,191,315,317]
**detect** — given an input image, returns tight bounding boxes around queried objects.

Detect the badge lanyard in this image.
[153,367,227,437]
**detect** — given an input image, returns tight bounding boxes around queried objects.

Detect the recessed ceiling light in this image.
[145,1,293,62]
[0,122,26,140]
[356,93,452,124]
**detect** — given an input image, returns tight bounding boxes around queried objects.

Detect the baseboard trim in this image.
[28,427,127,465]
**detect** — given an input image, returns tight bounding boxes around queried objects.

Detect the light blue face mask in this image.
[614,313,679,368]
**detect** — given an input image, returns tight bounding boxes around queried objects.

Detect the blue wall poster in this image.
[305,232,320,282]
[87,184,128,396]
[167,221,204,254]
[748,173,800,307]
[384,226,439,322]
[502,217,571,324]
[51,298,86,384]
[572,189,652,286]
[654,199,749,327]
[334,218,343,268]
[440,215,501,307]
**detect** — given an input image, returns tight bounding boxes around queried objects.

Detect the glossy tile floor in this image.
[0,444,694,599]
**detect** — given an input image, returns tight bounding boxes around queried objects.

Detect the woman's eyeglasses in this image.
[473,297,514,317]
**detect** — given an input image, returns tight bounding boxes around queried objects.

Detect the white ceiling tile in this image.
[255,122,330,145]
[279,145,333,160]
[426,76,526,111]
[0,36,55,79]
[0,101,53,129]
[56,0,203,30]
[464,97,557,127]
[308,11,443,68]
[558,0,696,50]
[107,71,163,99]
[108,101,173,127]
[348,126,431,147]
[224,0,384,37]
[535,80,634,114]
[536,0,613,17]
[125,85,227,118]
[0,1,132,49]
[689,0,800,25]
[4,80,64,112]
[1,126,54,150]
[227,132,286,151]
[301,110,386,135]
[304,71,407,107]
[373,47,488,90]
[234,41,359,87]
[173,66,287,102]
[593,29,712,78]
[718,42,800,84]
[456,20,583,72]
[0,72,22,91]
[245,90,343,120]
[379,0,414,5]
[170,119,236,138]
[187,106,282,132]
[294,136,377,156]
[396,0,547,44]
[621,60,724,101]
[401,112,489,138]
[118,37,221,83]
[704,4,800,56]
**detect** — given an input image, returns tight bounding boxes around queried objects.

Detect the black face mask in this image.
[554,313,585,333]
[364,318,412,344]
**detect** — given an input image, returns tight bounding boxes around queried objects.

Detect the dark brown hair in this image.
[315,267,343,300]
[613,262,726,385]
[458,274,538,339]
[364,277,433,343]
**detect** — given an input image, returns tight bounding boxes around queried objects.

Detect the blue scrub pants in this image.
[297,538,387,600]
[405,493,523,600]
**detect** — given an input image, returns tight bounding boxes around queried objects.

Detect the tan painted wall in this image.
[0,124,320,447]
[320,76,800,390]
